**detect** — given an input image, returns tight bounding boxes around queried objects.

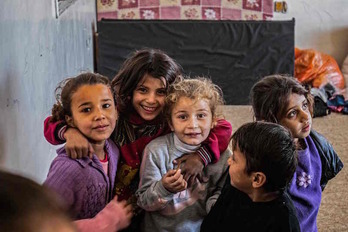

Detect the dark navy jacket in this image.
[310,130,344,190]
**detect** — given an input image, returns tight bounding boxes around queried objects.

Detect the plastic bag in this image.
[341,55,348,89]
[294,48,345,93]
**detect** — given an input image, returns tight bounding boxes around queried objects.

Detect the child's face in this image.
[132,74,167,121]
[67,84,117,144]
[169,97,213,146]
[227,145,252,192]
[279,93,312,140]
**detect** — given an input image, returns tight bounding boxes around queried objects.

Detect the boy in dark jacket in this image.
[201,122,301,232]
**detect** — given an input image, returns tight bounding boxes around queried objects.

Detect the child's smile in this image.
[170,97,213,146]
[185,132,201,137]
[67,84,117,144]
[93,124,110,132]
[142,105,157,112]
[132,74,167,121]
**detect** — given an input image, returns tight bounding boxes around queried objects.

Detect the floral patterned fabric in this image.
[97,0,273,20]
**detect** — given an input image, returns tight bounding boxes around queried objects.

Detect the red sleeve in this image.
[44,116,67,145]
[197,119,232,165]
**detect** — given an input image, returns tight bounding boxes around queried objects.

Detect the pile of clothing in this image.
[295,48,348,117]
[311,83,348,117]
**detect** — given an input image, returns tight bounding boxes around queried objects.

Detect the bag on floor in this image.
[294,48,345,94]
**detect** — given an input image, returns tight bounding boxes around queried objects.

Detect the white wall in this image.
[273,0,348,66]
[0,0,95,183]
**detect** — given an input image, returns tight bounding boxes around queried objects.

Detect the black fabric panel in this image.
[97,19,294,105]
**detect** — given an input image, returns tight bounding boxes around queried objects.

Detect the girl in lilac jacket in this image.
[44,72,132,232]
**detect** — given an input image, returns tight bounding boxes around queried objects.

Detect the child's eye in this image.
[81,108,91,113]
[137,87,147,93]
[302,102,308,110]
[178,115,187,120]
[197,113,206,119]
[103,103,111,109]
[157,89,166,96]
[289,111,295,117]
[288,110,297,118]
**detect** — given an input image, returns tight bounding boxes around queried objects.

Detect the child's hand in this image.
[64,127,94,159]
[74,196,132,232]
[108,196,133,231]
[173,152,204,187]
[162,169,187,193]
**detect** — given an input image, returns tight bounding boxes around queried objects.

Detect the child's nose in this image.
[146,92,156,104]
[94,108,106,120]
[299,109,310,122]
[188,117,198,128]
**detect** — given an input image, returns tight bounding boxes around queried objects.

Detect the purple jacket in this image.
[44,139,119,220]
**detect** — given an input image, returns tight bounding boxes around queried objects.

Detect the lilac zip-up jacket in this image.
[44,139,119,220]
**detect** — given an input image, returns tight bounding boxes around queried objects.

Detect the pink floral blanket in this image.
[97,0,273,20]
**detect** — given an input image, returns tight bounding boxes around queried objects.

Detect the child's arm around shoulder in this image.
[44,116,67,145]
[200,119,232,165]
[310,130,344,190]
[44,116,93,158]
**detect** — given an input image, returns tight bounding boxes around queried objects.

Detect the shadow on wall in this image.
[0,72,21,168]
[330,27,348,66]
[307,27,348,66]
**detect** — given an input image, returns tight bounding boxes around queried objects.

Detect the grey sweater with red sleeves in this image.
[136,133,231,232]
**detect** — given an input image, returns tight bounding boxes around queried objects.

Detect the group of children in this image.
[40,48,342,232]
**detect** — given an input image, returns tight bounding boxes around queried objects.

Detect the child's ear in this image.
[65,115,75,128]
[251,172,266,189]
[211,116,217,129]
[114,107,119,119]
[169,121,174,131]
